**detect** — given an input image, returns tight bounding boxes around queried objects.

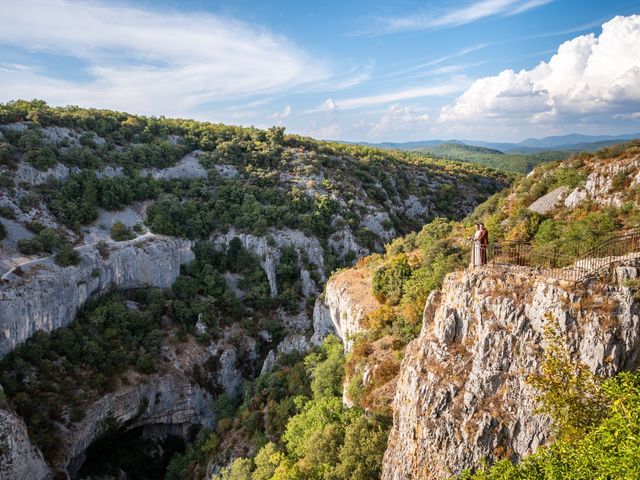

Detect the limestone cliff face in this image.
[0,408,50,480]
[314,266,380,352]
[0,233,193,357]
[382,263,640,480]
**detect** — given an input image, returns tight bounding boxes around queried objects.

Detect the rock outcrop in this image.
[382,263,640,480]
[0,408,50,480]
[140,151,207,180]
[528,186,569,214]
[0,233,193,357]
[564,153,640,209]
[316,266,380,351]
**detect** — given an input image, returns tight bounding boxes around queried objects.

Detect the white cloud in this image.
[316,80,469,112]
[268,105,292,121]
[370,104,430,138]
[0,0,330,115]
[366,0,552,34]
[441,15,640,124]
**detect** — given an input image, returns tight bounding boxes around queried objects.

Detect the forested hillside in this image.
[413,142,569,173]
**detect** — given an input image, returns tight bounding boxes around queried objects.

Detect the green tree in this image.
[252,442,284,480]
[335,416,388,480]
[217,458,254,480]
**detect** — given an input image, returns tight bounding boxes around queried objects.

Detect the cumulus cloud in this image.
[370,104,430,138]
[440,15,640,124]
[0,0,329,115]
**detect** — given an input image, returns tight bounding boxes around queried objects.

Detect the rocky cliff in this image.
[313,265,380,352]
[382,263,640,479]
[0,233,193,357]
[0,408,50,480]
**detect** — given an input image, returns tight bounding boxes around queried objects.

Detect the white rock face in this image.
[260,350,277,375]
[403,194,428,219]
[361,211,396,245]
[15,161,73,185]
[564,155,640,209]
[311,297,336,345]
[277,334,310,355]
[382,263,640,480]
[0,409,50,480]
[141,151,207,180]
[564,187,588,209]
[329,227,368,260]
[319,269,379,352]
[41,126,77,145]
[0,233,194,356]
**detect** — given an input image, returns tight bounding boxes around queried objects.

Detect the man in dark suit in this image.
[478,223,489,265]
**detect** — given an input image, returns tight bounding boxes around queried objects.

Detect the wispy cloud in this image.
[358,0,553,35]
[311,79,469,112]
[0,0,331,115]
[378,44,488,80]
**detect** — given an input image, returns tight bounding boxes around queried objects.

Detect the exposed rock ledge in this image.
[382,264,640,480]
[314,265,380,352]
[0,233,194,357]
[0,408,50,480]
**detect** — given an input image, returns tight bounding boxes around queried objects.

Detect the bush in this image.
[54,243,81,267]
[458,372,640,480]
[372,254,411,305]
[0,205,15,219]
[110,222,135,241]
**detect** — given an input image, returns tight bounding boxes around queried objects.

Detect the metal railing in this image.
[472,229,640,283]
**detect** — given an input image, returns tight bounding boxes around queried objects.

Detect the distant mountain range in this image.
[352,132,640,154]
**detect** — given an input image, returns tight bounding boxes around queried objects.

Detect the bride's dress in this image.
[472,230,483,267]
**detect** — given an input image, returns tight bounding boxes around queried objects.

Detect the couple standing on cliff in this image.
[471,223,489,267]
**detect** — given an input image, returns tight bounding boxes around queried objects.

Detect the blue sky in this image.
[1,0,639,142]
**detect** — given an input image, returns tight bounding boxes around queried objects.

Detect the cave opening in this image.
[75,423,199,480]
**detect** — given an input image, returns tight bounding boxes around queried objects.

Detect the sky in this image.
[0,0,639,142]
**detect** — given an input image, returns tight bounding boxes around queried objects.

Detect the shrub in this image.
[527,322,608,441]
[110,222,135,241]
[0,205,15,219]
[372,254,411,305]
[54,243,81,267]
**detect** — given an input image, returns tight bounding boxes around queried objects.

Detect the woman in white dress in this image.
[472,224,483,267]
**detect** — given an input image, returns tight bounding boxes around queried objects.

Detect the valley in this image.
[1,100,640,480]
